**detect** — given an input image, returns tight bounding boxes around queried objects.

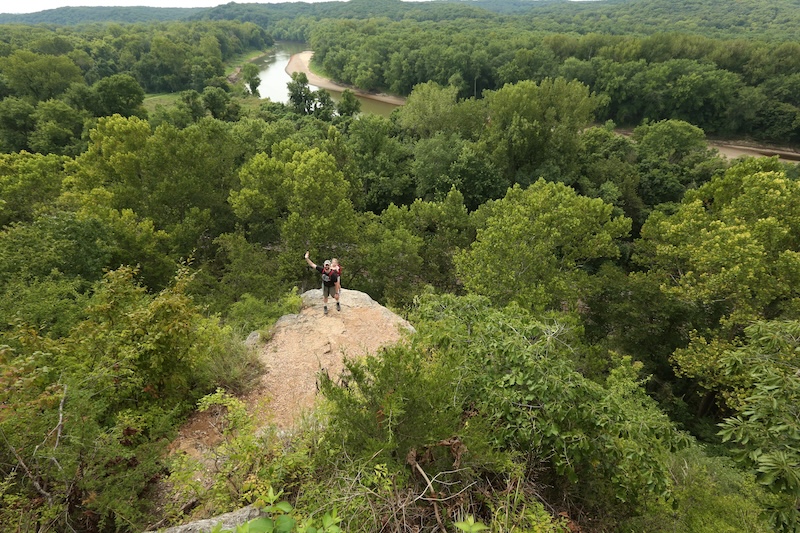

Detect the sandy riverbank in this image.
[285,50,407,106]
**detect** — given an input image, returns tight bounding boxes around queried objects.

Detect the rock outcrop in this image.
[145,289,414,533]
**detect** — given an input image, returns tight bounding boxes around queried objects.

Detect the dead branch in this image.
[0,427,52,503]
[407,449,445,532]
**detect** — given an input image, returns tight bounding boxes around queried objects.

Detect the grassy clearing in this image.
[224,48,270,76]
[142,48,271,115]
[143,93,180,114]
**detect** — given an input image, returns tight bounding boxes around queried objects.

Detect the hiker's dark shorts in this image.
[323,284,337,298]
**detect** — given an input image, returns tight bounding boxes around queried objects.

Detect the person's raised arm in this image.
[304,250,316,269]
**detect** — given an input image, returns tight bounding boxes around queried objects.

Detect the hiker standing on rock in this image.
[304,251,340,315]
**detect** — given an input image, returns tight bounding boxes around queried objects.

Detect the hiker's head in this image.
[323,260,332,271]
[331,258,339,267]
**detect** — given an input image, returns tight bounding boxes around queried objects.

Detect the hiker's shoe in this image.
[336,302,341,312]
[323,306,328,315]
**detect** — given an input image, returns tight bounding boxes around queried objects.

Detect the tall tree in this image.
[482,78,600,185]
[0,50,84,101]
[287,71,314,115]
[635,158,800,418]
[456,179,631,311]
[241,63,261,97]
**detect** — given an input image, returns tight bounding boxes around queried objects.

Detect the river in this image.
[253,42,400,117]
[252,44,797,162]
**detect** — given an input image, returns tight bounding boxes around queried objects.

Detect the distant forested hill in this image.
[3,0,800,43]
[0,6,203,25]
[194,0,800,42]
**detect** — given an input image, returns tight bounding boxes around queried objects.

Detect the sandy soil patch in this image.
[285,50,407,106]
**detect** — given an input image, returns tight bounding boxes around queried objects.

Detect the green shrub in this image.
[619,446,772,532]
[227,288,302,336]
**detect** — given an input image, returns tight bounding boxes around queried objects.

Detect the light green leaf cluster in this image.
[456,179,631,311]
[638,163,800,329]
[715,321,800,530]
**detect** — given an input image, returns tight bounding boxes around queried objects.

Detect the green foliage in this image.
[344,113,414,212]
[619,446,772,533]
[311,293,687,528]
[716,321,800,532]
[0,50,84,101]
[483,77,600,184]
[0,96,36,153]
[277,148,359,284]
[456,179,631,312]
[2,6,799,531]
[638,162,800,322]
[633,119,725,208]
[227,290,303,336]
[576,123,645,228]
[372,189,474,295]
[412,294,687,515]
[0,151,65,227]
[395,82,463,139]
[0,264,248,531]
[208,487,343,533]
[335,89,360,118]
[241,63,262,98]
[348,210,424,307]
[454,515,489,532]
[90,73,147,118]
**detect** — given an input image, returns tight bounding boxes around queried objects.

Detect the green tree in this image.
[636,158,800,337]
[345,113,413,212]
[395,81,460,139]
[447,294,685,510]
[718,321,800,532]
[0,151,64,226]
[287,71,314,115]
[202,86,232,120]
[0,266,231,531]
[64,114,152,211]
[576,123,645,229]
[90,73,146,118]
[635,158,800,416]
[312,89,336,121]
[0,50,84,101]
[229,151,291,242]
[348,209,424,306]
[633,119,724,209]
[336,88,361,117]
[482,78,601,185]
[279,148,358,283]
[241,62,261,97]
[456,179,631,311]
[0,96,36,153]
[411,132,464,201]
[29,99,87,156]
[387,189,474,294]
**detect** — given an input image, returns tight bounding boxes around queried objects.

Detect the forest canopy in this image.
[1,0,800,531]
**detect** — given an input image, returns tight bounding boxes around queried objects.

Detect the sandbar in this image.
[285,50,407,106]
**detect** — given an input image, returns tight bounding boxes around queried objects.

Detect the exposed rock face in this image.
[145,506,262,533]
[245,288,415,429]
[145,289,414,533]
